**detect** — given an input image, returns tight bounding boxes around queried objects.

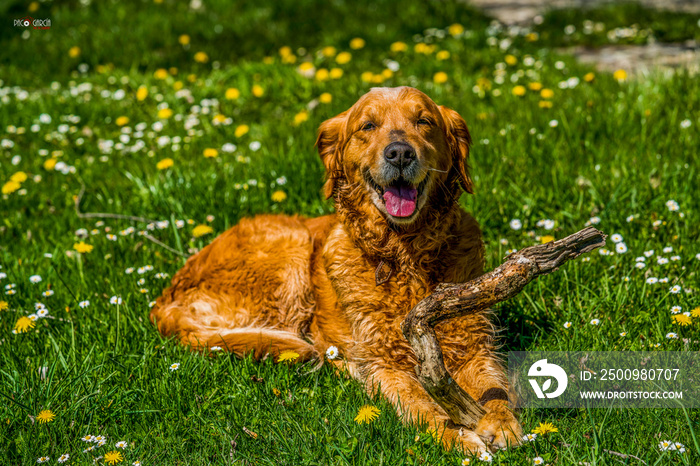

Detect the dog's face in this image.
[317,87,472,225]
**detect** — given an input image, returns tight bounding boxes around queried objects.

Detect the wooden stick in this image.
[401,227,606,428]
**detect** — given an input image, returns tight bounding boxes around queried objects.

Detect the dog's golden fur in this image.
[151,87,522,453]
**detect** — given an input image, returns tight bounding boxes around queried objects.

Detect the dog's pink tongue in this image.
[383,186,417,217]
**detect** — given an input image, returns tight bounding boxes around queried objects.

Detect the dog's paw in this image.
[475,401,523,451]
[441,426,489,455]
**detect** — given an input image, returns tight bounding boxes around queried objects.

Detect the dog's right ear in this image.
[315,110,348,199]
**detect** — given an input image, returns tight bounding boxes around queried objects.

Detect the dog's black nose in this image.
[383,142,416,169]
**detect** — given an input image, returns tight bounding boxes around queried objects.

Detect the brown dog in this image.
[151,86,522,453]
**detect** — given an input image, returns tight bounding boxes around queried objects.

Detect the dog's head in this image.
[316,87,472,226]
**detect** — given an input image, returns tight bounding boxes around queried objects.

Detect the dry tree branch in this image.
[401,227,606,428]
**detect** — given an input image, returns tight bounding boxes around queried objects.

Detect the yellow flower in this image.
[29,1,39,12]
[2,181,21,195]
[335,52,352,64]
[68,46,81,58]
[349,38,365,50]
[277,350,300,363]
[156,158,174,170]
[0,301,8,311]
[539,101,553,109]
[136,86,148,101]
[329,68,343,79]
[154,68,169,80]
[448,23,464,36]
[213,114,227,124]
[203,148,219,158]
[505,54,517,65]
[225,88,240,100]
[279,46,292,57]
[525,32,539,42]
[436,50,450,61]
[187,74,197,83]
[104,451,124,465]
[690,307,700,318]
[414,43,435,54]
[15,316,35,333]
[36,410,55,424]
[315,68,330,81]
[115,116,130,126]
[271,190,287,202]
[532,422,558,435]
[433,72,448,84]
[390,41,407,52]
[157,108,173,119]
[262,56,273,64]
[10,172,27,183]
[540,88,554,99]
[282,53,297,64]
[73,241,94,254]
[252,85,264,97]
[354,405,380,424]
[44,158,58,170]
[512,85,526,96]
[540,235,555,244]
[235,125,249,138]
[272,388,281,396]
[613,69,627,82]
[528,82,542,91]
[321,46,336,57]
[192,225,213,238]
[476,77,492,91]
[584,72,595,82]
[179,34,190,45]
[319,93,332,104]
[293,111,309,126]
[194,51,209,63]
[672,314,691,326]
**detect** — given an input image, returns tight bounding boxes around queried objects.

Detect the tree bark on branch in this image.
[401,227,606,429]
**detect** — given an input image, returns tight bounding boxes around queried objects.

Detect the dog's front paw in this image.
[444,427,489,456]
[475,400,523,451]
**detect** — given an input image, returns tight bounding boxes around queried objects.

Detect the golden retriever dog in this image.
[151,86,522,453]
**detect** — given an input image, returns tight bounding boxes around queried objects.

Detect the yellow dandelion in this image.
[528,82,542,91]
[136,86,148,101]
[539,101,553,109]
[252,85,264,97]
[156,158,174,170]
[36,410,55,424]
[532,421,558,435]
[194,51,209,63]
[29,1,40,12]
[321,46,336,57]
[319,92,332,104]
[203,148,218,158]
[187,74,197,82]
[293,111,309,126]
[281,53,297,64]
[512,85,526,96]
[43,158,58,170]
[433,72,448,84]
[192,225,213,238]
[505,54,517,65]
[235,125,249,138]
[279,46,292,57]
[277,350,300,363]
[436,50,450,61]
[315,68,330,81]
[335,52,352,65]
[272,388,281,396]
[349,38,365,50]
[213,114,227,124]
[540,235,555,244]
[68,46,81,58]
[157,108,173,119]
[263,56,273,64]
[154,68,169,80]
[525,32,539,42]
[2,181,21,195]
[225,88,240,100]
[271,190,287,202]
[540,88,554,99]
[448,23,464,36]
[329,68,343,79]
[104,451,124,465]
[360,71,374,82]
[15,316,36,333]
[0,301,8,311]
[613,69,627,82]
[690,307,700,318]
[354,405,380,424]
[115,116,130,127]
[390,41,408,53]
[584,72,595,82]
[173,80,184,90]
[178,34,190,46]
[10,171,27,183]
[73,241,94,254]
[672,314,691,326]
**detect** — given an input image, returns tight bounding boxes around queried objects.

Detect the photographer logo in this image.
[528,359,568,399]
[14,16,51,30]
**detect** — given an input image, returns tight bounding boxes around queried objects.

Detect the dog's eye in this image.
[361,122,376,131]
[417,118,432,126]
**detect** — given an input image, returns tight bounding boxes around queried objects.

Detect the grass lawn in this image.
[1,0,699,464]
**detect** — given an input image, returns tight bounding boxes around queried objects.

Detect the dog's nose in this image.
[383,142,416,169]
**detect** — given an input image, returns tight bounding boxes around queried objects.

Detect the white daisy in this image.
[657,257,669,265]
[42,290,54,297]
[79,300,90,308]
[670,285,681,294]
[326,346,339,359]
[533,457,544,465]
[615,243,628,254]
[646,277,658,285]
[523,433,537,442]
[590,319,600,325]
[671,255,681,261]
[58,454,70,463]
[620,332,627,337]
[170,363,180,371]
[36,309,49,318]
[125,267,135,274]
[663,246,673,253]
[665,200,679,212]
[37,457,50,463]
[626,215,635,222]
[659,440,673,451]
[644,250,654,257]
[81,434,94,442]
[30,275,42,284]
[588,216,601,225]
[671,306,682,314]
[635,262,646,269]
[116,440,128,449]
[110,296,122,305]
[610,234,623,243]
[509,219,522,230]
[659,277,669,283]
[563,322,572,329]
[210,346,223,352]
[666,333,678,339]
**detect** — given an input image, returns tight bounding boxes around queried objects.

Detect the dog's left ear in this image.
[315,110,348,199]
[439,106,473,194]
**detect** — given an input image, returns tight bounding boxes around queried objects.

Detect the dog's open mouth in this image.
[365,171,428,218]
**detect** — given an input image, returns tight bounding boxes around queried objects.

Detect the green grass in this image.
[1,0,700,464]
